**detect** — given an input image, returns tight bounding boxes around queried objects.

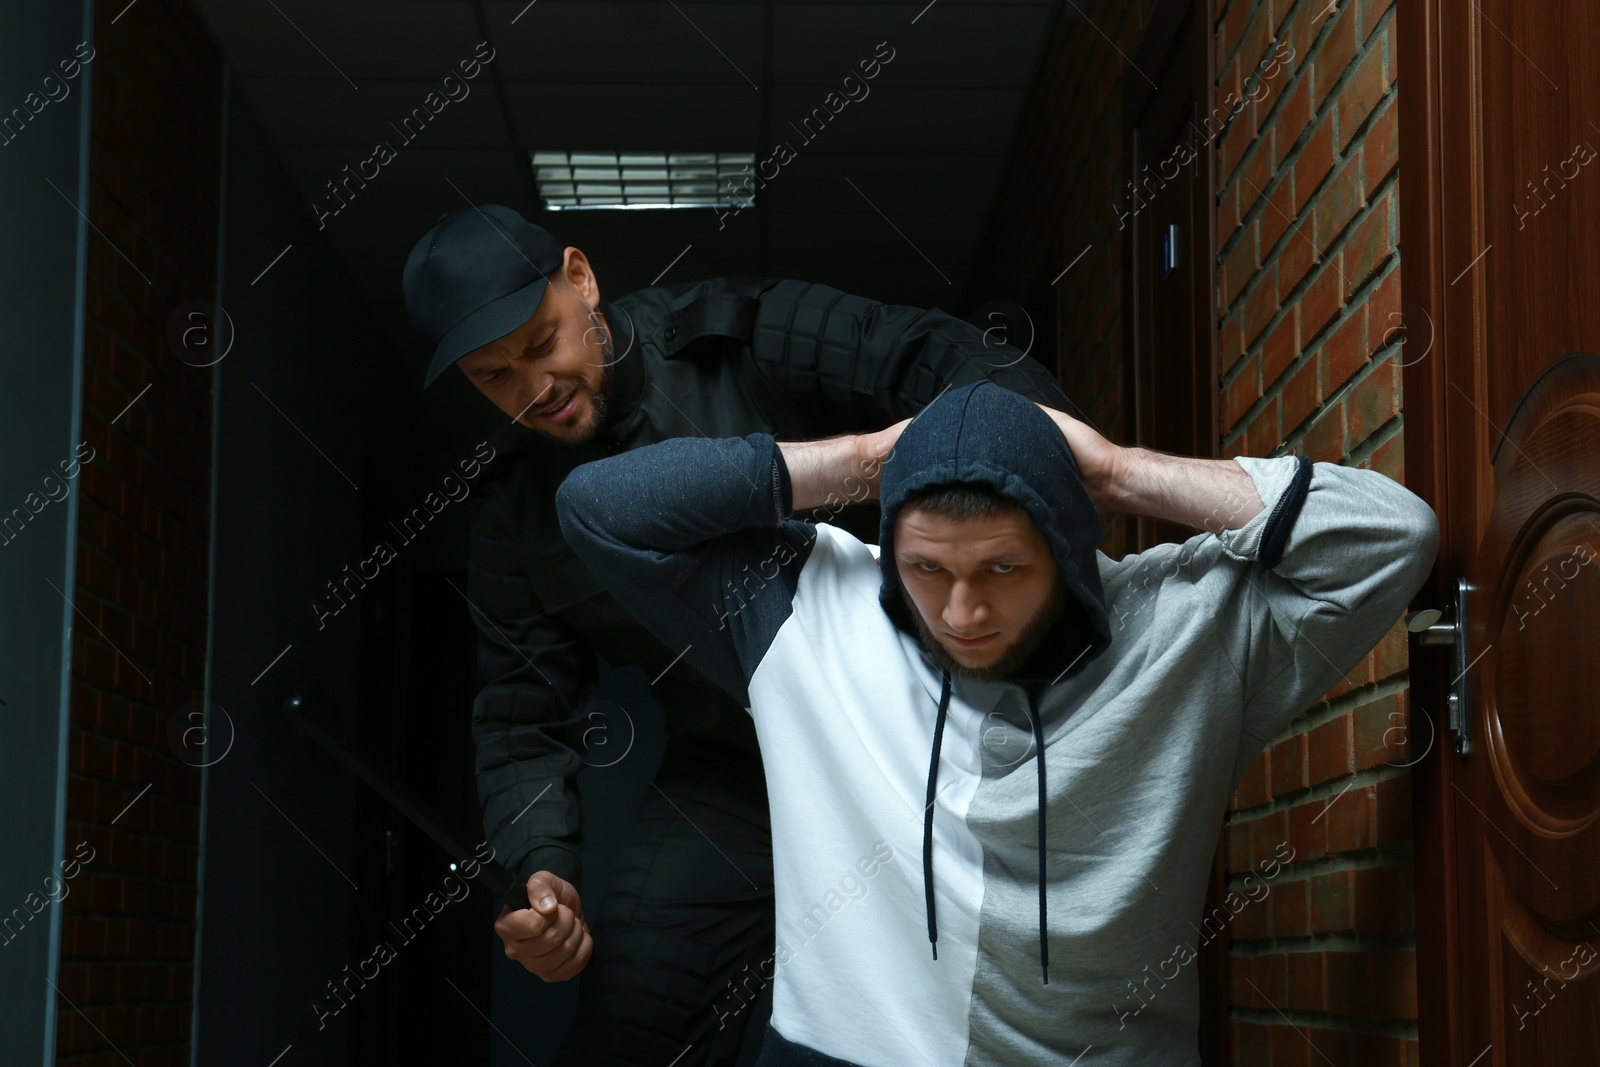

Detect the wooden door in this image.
[1402,1,1600,1063]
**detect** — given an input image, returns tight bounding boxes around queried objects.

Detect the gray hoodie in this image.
[555,381,1440,1065]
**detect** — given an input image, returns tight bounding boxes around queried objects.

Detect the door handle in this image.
[1404,576,1473,756]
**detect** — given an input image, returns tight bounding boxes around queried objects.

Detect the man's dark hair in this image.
[902,481,1024,523]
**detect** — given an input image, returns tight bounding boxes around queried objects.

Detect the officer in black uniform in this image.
[402,204,1080,1066]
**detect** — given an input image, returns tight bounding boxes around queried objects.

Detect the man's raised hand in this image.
[1034,402,1265,532]
[1033,403,1125,514]
[854,416,912,501]
[494,871,594,982]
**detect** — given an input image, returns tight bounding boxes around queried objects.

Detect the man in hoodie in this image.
[403,205,1079,1064]
[553,380,1440,1065]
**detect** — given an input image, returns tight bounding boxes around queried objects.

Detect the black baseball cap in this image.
[402,204,566,388]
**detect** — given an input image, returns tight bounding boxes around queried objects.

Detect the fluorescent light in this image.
[530,149,756,210]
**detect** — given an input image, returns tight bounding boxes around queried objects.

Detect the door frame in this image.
[1120,0,1224,1061]
[1122,0,1221,476]
[1398,0,1466,1061]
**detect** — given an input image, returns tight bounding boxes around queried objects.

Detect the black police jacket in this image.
[465,275,1078,892]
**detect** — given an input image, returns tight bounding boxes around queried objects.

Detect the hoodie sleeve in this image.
[1212,454,1440,772]
[554,433,816,709]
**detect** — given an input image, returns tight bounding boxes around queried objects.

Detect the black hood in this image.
[876,379,1112,684]
[876,380,1114,987]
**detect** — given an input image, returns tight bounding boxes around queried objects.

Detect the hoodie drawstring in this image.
[922,670,953,960]
[922,673,1051,985]
[1025,688,1049,985]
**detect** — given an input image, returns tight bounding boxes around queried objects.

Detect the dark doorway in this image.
[1121,2,1225,1064]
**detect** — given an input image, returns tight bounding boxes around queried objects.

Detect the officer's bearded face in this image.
[893,506,1067,682]
[455,267,617,445]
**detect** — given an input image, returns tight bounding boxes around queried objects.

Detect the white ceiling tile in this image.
[771,4,1055,87]
[484,2,766,84]
[238,76,508,148]
[766,85,1027,155]
[281,146,530,225]
[192,0,483,81]
[505,83,763,151]
[205,0,1058,353]
[752,152,1004,215]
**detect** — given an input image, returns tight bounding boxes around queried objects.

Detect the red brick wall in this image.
[973,0,1416,1062]
[1214,0,1415,1061]
[58,0,223,1061]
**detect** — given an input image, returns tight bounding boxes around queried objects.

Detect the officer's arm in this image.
[468,482,593,894]
[746,279,1079,425]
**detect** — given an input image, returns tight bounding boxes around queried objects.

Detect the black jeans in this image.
[754,1023,864,1067]
[552,739,776,1067]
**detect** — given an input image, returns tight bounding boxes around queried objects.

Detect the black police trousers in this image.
[551,738,776,1067]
